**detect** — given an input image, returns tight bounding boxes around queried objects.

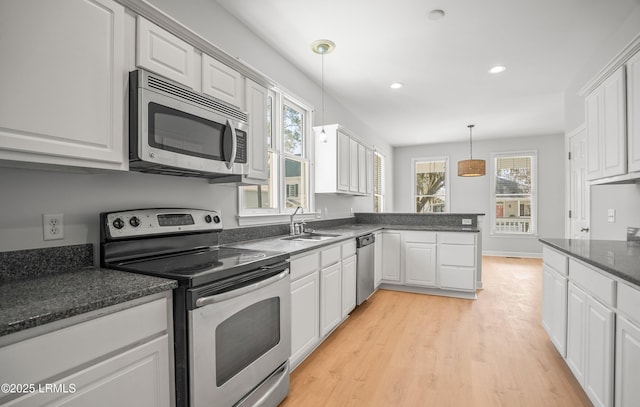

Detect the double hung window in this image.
[413,157,449,213]
[492,152,537,234]
[240,89,312,218]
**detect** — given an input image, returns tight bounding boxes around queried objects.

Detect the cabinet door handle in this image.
[580,227,590,232]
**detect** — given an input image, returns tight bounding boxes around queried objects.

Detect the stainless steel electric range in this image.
[100,208,290,407]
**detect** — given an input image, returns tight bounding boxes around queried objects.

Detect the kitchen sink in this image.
[281,233,340,241]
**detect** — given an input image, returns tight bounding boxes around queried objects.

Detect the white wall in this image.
[565,4,640,240]
[0,0,393,253]
[393,134,565,256]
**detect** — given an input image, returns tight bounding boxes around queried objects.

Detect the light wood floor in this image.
[281,256,592,407]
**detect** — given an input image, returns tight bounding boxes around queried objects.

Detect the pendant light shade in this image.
[458,124,486,177]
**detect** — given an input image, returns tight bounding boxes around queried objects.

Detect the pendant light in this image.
[457,124,486,176]
[311,39,335,143]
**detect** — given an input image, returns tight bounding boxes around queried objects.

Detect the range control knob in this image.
[204,215,212,223]
[112,218,125,230]
[213,215,221,224]
[129,216,140,227]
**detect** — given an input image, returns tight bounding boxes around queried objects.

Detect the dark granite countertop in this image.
[226,224,480,257]
[539,238,640,287]
[0,267,177,337]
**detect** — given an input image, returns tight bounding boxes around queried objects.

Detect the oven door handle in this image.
[195,269,289,308]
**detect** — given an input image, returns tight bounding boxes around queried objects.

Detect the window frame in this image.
[412,156,450,213]
[238,88,315,224]
[490,150,538,236]
[373,151,385,213]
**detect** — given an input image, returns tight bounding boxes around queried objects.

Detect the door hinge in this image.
[569,210,572,219]
[568,152,572,160]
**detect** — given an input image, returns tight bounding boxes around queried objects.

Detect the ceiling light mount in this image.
[311,39,336,55]
[458,124,486,177]
[427,9,446,21]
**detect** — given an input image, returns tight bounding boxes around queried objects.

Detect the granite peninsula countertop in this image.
[539,238,640,287]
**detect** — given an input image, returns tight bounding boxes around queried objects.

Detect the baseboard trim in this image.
[482,251,542,259]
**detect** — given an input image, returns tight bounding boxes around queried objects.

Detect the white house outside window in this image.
[239,89,312,219]
[413,157,449,213]
[492,152,537,234]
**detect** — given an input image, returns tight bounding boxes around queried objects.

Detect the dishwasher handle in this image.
[356,233,375,248]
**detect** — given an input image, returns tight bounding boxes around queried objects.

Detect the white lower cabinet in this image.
[0,295,173,407]
[403,232,437,287]
[380,230,478,296]
[320,262,342,337]
[290,269,320,369]
[615,282,640,407]
[565,281,614,407]
[541,264,568,356]
[341,255,357,318]
[373,231,382,289]
[437,233,476,291]
[615,316,640,407]
[381,231,401,282]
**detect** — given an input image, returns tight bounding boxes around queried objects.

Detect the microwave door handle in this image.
[225,119,237,170]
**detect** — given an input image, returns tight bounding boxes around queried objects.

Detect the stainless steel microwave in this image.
[129,69,248,179]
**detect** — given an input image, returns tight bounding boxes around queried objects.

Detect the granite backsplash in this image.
[0,244,93,282]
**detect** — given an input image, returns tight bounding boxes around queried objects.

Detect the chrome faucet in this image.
[290,206,302,235]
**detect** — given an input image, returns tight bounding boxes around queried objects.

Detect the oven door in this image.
[188,268,291,407]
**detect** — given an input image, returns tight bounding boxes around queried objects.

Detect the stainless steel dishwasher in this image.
[356,233,375,305]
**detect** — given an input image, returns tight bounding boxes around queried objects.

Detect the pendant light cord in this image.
[468,125,474,159]
[321,51,325,133]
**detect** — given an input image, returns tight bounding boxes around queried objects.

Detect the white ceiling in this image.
[217,0,639,146]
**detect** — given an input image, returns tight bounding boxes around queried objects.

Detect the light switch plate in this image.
[607,209,615,223]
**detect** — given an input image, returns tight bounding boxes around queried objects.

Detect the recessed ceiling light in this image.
[427,9,445,21]
[390,82,403,89]
[489,65,507,74]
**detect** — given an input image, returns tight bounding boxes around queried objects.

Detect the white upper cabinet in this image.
[202,54,244,108]
[314,124,372,195]
[586,67,627,180]
[136,16,196,89]
[0,0,127,171]
[628,51,640,173]
[243,78,269,183]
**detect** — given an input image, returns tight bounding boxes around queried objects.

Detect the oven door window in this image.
[215,297,280,386]
[148,102,226,161]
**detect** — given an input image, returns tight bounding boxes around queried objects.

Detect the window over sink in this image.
[239,88,313,220]
[413,157,449,213]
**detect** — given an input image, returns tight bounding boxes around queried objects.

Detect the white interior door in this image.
[569,126,590,239]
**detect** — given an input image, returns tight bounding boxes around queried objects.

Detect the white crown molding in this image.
[578,32,640,96]
[115,0,274,89]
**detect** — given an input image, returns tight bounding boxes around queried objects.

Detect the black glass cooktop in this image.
[111,246,287,287]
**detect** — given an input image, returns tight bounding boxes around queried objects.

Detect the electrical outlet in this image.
[43,214,64,240]
[462,218,472,225]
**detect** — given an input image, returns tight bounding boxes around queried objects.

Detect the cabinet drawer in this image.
[321,245,341,268]
[341,240,356,258]
[290,251,320,281]
[403,231,437,243]
[439,232,475,245]
[440,244,475,267]
[618,282,640,325]
[569,259,616,306]
[439,266,475,291]
[543,246,568,276]
[0,298,168,387]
